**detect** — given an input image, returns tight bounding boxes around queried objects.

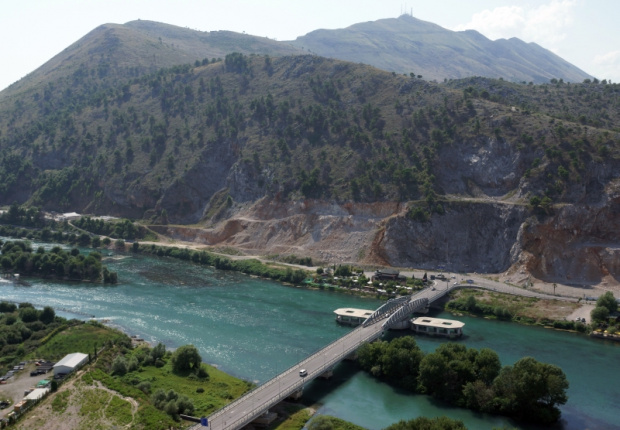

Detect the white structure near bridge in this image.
[411,316,464,338]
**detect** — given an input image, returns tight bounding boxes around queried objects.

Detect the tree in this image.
[492,357,568,423]
[474,348,501,384]
[591,306,610,323]
[380,337,424,390]
[418,352,448,397]
[77,233,91,247]
[151,342,166,361]
[171,344,202,373]
[19,306,39,323]
[0,301,17,313]
[596,291,618,313]
[39,306,56,324]
[112,355,128,376]
[1,256,12,273]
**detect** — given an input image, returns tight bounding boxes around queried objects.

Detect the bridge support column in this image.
[319,368,334,379]
[287,388,303,400]
[252,410,278,427]
[344,351,358,361]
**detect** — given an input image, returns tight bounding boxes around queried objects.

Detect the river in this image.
[1,243,619,430]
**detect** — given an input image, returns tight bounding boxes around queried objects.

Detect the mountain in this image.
[1,20,303,101]
[0,20,618,288]
[289,15,592,84]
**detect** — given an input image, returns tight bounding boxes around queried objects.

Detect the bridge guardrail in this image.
[205,323,384,428]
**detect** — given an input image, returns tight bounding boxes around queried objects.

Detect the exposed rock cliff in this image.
[152,191,619,288]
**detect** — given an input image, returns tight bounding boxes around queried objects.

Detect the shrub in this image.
[112,355,128,376]
[137,381,151,394]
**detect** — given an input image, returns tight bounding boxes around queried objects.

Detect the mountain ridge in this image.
[289,15,591,83]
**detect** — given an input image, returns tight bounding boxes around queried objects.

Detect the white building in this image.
[53,352,88,376]
[410,317,464,338]
[59,212,81,221]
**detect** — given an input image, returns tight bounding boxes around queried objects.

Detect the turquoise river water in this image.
[1,244,619,430]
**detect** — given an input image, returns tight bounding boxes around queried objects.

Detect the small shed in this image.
[53,352,88,376]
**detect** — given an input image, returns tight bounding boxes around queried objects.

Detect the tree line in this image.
[0,301,59,371]
[0,240,117,283]
[358,336,568,424]
[73,216,149,241]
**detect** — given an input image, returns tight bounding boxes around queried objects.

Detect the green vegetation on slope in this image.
[0,46,618,223]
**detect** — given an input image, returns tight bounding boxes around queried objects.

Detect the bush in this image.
[137,381,151,394]
[171,345,202,374]
[112,355,128,376]
[552,320,575,330]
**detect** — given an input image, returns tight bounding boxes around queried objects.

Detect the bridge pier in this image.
[252,410,278,427]
[287,388,303,400]
[344,351,358,361]
[319,368,334,379]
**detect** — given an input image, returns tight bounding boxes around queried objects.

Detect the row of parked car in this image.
[30,360,54,377]
[0,361,28,384]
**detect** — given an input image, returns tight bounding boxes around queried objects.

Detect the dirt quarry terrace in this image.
[146,196,620,297]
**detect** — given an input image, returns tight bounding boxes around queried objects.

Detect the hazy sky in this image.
[1,0,618,91]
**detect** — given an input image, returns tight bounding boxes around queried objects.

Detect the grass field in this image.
[120,348,253,416]
[31,322,127,361]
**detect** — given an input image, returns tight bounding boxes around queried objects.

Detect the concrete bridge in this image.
[191,281,564,429]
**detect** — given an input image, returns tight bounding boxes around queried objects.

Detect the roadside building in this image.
[53,352,88,376]
[372,269,401,281]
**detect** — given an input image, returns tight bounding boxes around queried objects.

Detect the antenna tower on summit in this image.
[400,3,413,17]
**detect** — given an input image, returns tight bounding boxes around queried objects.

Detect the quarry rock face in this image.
[379,202,527,273]
[151,188,619,287]
[518,190,620,286]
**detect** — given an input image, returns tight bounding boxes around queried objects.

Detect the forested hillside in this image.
[1,51,618,223]
[0,21,619,281]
